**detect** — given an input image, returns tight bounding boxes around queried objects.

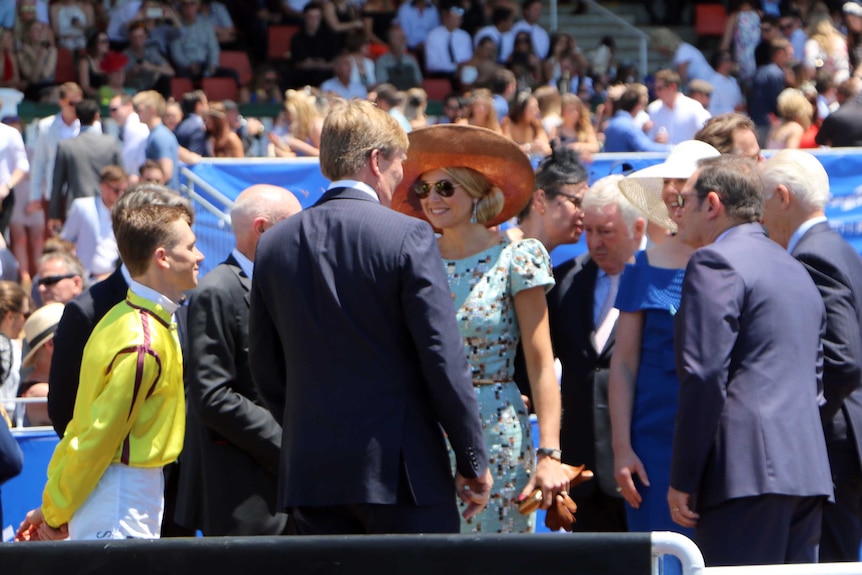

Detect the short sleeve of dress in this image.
[507,238,555,296]
[615,250,649,313]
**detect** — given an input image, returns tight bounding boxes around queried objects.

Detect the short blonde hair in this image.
[319,99,408,180]
[776,88,812,123]
[133,90,166,116]
[440,166,504,224]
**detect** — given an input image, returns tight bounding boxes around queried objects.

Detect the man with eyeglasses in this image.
[35,251,85,305]
[779,9,807,63]
[669,155,831,566]
[60,165,127,281]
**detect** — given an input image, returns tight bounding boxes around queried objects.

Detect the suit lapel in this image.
[224,254,252,306]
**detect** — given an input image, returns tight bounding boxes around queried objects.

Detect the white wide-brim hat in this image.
[618,140,721,231]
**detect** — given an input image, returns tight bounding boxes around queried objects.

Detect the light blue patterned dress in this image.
[443,236,555,533]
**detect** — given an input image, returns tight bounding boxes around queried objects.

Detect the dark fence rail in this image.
[0,533,652,575]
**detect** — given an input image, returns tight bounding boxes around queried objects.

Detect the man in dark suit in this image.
[550,175,644,532]
[815,79,862,148]
[46,184,194,537]
[249,99,492,535]
[49,99,122,229]
[670,155,833,566]
[176,184,302,536]
[761,150,862,563]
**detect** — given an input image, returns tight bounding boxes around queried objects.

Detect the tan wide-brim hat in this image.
[392,124,535,228]
[617,140,720,232]
[22,302,64,368]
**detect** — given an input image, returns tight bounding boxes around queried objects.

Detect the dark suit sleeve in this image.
[185,284,282,475]
[797,252,862,422]
[49,144,68,219]
[48,300,93,437]
[399,222,487,479]
[671,251,741,494]
[0,418,22,484]
[248,270,287,427]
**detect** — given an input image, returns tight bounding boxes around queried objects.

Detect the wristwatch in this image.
[536,447,562,462]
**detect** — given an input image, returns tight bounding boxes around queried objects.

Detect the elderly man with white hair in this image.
[550,175,645,533]
[761,149,862,562]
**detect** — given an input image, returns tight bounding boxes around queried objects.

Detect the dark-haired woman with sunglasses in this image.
[392,125,569,534]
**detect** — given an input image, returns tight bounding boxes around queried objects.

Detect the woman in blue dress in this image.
[392,125,569,533]
[609,141,720,570]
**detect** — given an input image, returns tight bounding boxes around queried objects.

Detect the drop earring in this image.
[470,200,478,225]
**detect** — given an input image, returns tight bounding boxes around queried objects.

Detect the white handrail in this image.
[549,0,649,79]
[705,563,862,575]
[652,532,706,575]
[180,166,233,227]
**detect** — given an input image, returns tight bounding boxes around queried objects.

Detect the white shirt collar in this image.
[231,248,254,279]
[787,216,828,254]
[120,264,132,285]
[129,279,179,314]
[328,179,379,202]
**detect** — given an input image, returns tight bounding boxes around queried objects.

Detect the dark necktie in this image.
[448,32,457,66]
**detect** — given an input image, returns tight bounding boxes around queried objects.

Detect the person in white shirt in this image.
[61,165,127,280]
[395,0,439,50]
[473,6,515,63]
[647,69,712,145]
[27,82,85,219]
[108,94,149,181]
[707,50,745,116]
[424,5,472,78]
[511,0,549,59]
[320,53,368,99]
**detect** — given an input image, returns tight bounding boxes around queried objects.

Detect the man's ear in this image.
[153,246,169,270]
[774,184,792,210]
[705,191,723,216]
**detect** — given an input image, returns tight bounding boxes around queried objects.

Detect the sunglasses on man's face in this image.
[38,273,77,287]
[413,180,461,199]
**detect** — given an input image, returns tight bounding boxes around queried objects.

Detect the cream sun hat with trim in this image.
[617,140,720,232]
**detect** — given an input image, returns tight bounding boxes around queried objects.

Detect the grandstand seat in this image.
[219,50,253,87]
[368,43,390,60]
[422,78,452,102]
[171,77,194,101]
[54,48,77,84]
[201,77,239,102]
[695,3,728,38]
[268,25,300,60]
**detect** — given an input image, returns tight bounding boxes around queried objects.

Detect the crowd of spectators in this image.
[0,1,860,438]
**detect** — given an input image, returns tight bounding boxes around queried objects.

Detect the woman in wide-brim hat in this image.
[608,140,718,554]
[392,124,569,534]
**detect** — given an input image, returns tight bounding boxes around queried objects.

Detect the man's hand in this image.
[455,469,493,519]
[24,200,42,215]
[15,508,68,541]
[47,218,63,236]
[519,456,569,510]
[668,486,699,528]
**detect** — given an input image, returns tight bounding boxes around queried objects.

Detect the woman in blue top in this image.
[609,141,720,572]
[392,124,569,533]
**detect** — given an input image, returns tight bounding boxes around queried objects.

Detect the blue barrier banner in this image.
[183,150,862,272]
[2,430,58,540]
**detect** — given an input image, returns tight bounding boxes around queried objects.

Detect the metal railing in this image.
[548,0,649,78]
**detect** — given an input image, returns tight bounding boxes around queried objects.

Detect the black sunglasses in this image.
[38,273,77,287]
[413,180,461,199]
